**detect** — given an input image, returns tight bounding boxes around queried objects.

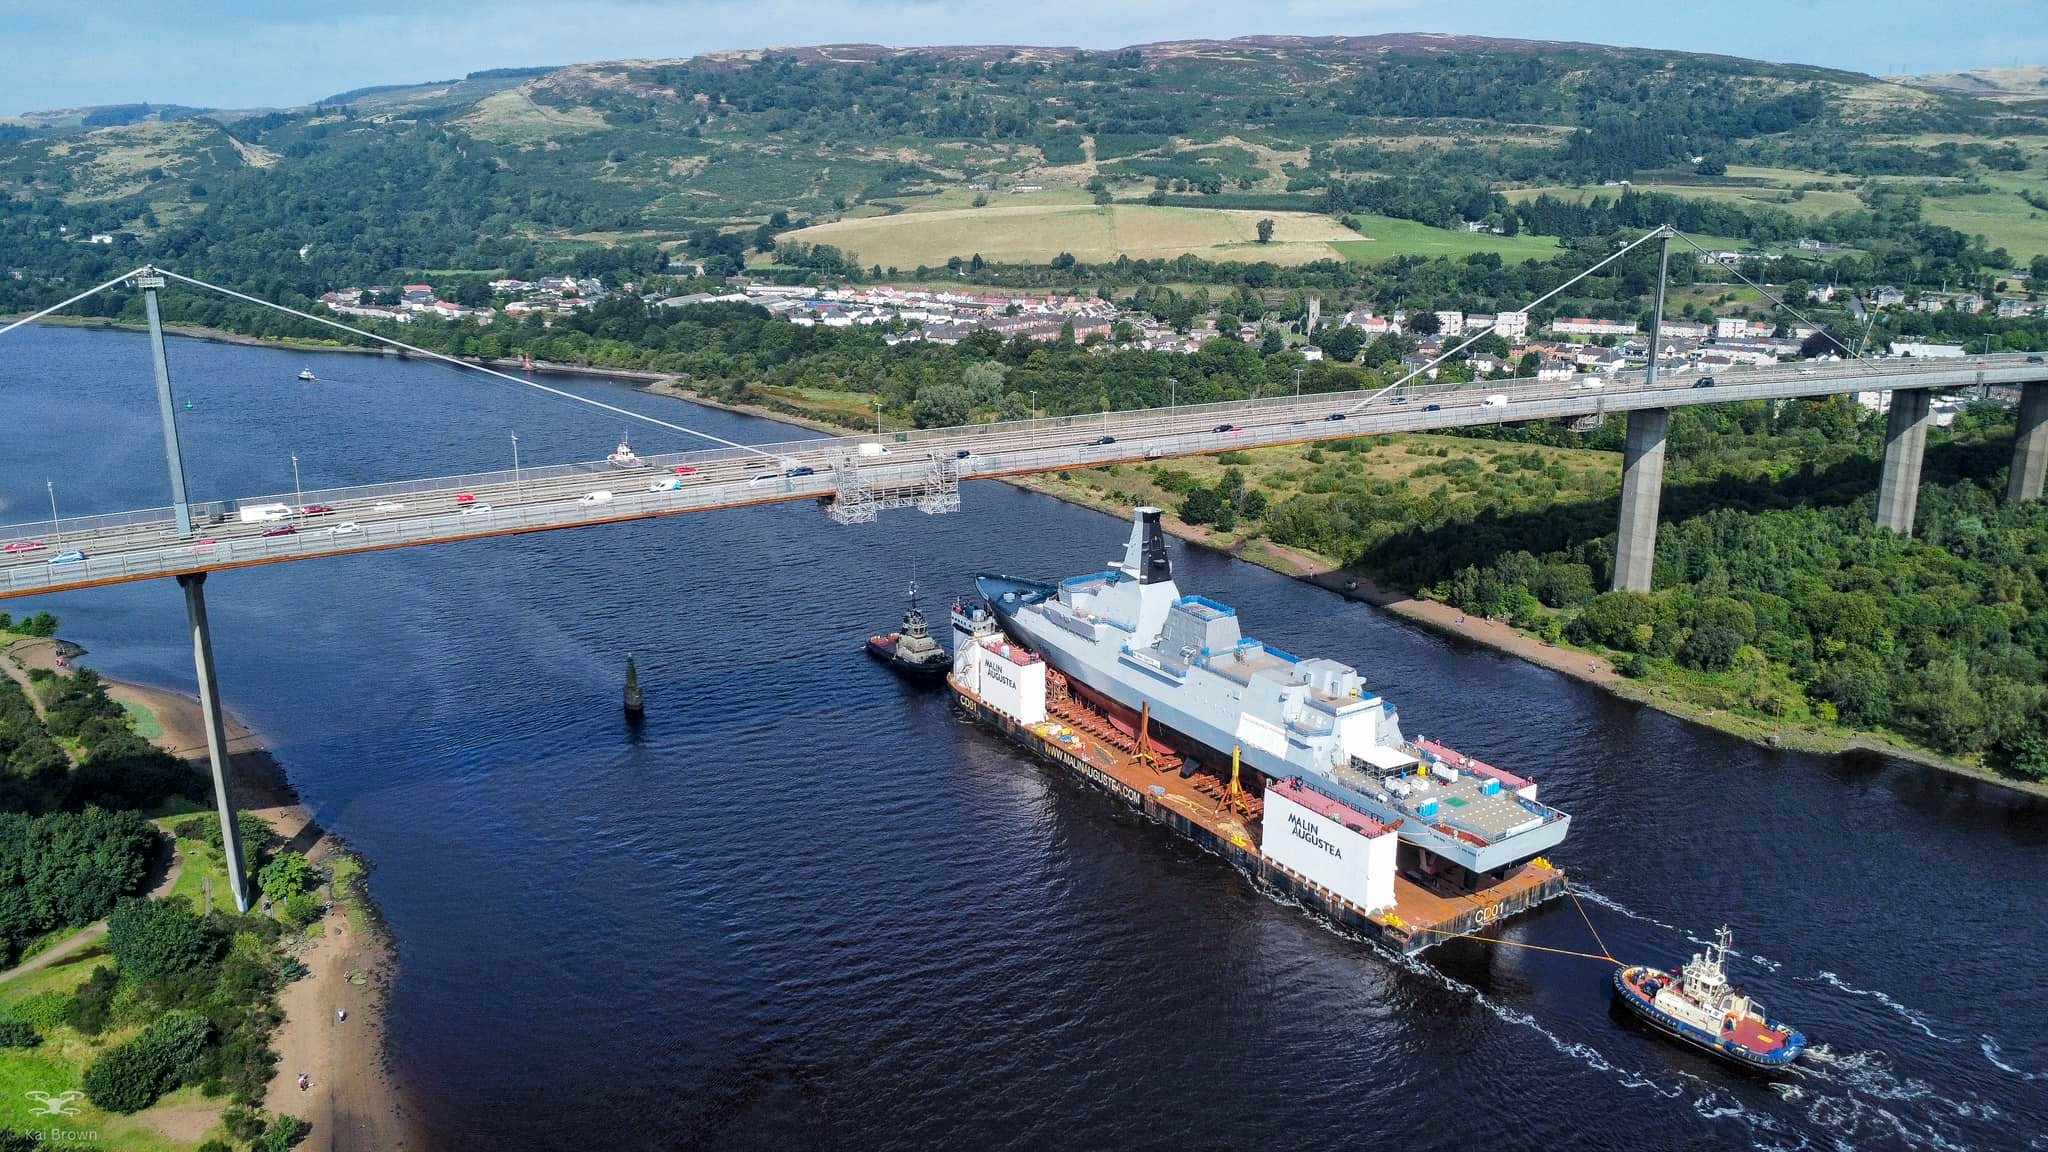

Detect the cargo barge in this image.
[947,508,1571,955]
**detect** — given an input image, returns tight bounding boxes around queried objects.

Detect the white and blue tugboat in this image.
[1614,926,1805,1070]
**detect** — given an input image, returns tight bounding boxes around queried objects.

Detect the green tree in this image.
[1180,487,1226,526]
[107,897,219,981]
[912,383,972,429]
[1321,325,1367,363]
[1255,218,1275,244]
[82,1010,210,1113]
[258,851,317,903]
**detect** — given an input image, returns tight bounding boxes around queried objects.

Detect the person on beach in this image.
[337,1009,346,1023]
[298,1074,308,1091]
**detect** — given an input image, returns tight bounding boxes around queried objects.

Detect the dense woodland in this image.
[0,644,319,1145]
[1218,400,2048,777]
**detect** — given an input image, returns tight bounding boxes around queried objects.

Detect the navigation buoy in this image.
[623,654,645,717]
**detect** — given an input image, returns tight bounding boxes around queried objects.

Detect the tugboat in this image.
[607,434,644,469]
[866,581,951,681]
[1613,926,1805,1070]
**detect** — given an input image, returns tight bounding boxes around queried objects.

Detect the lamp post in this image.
[46,480,58,545]
[511,432,522,505]
[874,400,883,435]
[291,454,303,516]
[1030,391,1038,429]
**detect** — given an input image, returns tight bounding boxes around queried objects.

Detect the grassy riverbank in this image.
[0,636,418,1150]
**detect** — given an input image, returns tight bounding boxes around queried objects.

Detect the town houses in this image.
[299,253,2006,385]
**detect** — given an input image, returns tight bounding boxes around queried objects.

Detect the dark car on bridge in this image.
[1093,435,1117,445]
[786,466,816,478]
[1213,423,1237,433]
[1325,413,1347,421]
[1693,377,1717,388]
[2030,355,2045,364]
[1423,404,1442,412]
[955,449,972,459]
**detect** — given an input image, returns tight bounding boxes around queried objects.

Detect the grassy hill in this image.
[4,34,2046,284]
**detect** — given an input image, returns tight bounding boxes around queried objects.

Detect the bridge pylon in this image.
[177,572,250,913]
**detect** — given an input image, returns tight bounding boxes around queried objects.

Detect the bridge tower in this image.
[137,269,251,912]
[1611,229,1673,593]
[1876,388,1933,535]
[2010,382,2048,504]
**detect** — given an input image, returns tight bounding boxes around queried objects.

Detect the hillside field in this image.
[780,204,1566,269]
[776,203,1363,268]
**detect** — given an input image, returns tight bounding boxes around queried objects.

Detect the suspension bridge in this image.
[2,228,2043,911]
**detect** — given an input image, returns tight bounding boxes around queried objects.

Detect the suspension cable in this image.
[0,268,148,339]
[1668,230,1863,359]
[146,268,777,459]
[1346,226,1675,412]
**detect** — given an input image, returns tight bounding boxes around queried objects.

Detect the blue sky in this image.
[7,0,2046,114]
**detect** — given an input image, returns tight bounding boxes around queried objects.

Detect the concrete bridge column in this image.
[1612,407,1668,593]
[1877,388,1932,535]
[178,572,250,913]
[2009,381,2048,504]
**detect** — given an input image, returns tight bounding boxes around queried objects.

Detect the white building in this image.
[1493,311,1529,342]
[1549,317,1638,337]
[1434,311,1465,337]
[1715,316,1768,340]
[1888,342,1967,358]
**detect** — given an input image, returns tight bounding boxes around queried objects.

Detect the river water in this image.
[3,325,2043,1152]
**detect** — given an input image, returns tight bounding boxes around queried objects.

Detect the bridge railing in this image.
[0,354,2032,546]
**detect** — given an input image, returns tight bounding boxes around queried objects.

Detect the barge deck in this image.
[952,676,1566,955]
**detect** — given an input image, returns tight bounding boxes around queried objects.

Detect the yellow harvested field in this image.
[779,205,1359,267]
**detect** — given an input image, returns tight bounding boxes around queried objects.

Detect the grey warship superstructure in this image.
[974,508,1569,887]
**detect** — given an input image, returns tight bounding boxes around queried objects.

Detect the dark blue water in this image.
[3,325,2043,1152]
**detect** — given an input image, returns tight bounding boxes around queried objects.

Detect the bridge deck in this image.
[3,355,2039,600]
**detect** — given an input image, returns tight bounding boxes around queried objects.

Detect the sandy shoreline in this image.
[1,636,425,1150]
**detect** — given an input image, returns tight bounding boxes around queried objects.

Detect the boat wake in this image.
[1391,950,1688,1099]
[1787,1044,2001,1151]
[1978,1035,2043,1081]
[1571,883,1783,971]
[1503,886,2017,1150]
[1569,882,1682,933]
[1808,971,1955,1042]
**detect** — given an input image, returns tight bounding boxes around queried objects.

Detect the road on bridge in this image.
[3,352,2041,600]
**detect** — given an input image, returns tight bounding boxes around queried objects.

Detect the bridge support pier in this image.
[178,572,250,913]
[1877,388,1932,535]
[2009,381,2048,504]
[1612,407,1668,594]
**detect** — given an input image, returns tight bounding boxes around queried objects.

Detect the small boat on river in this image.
[866,581,951,681]
[607,435,644,469]
[1613,926,1805,1070]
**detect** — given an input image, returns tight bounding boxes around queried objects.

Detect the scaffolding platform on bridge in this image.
[828,454,961,525]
